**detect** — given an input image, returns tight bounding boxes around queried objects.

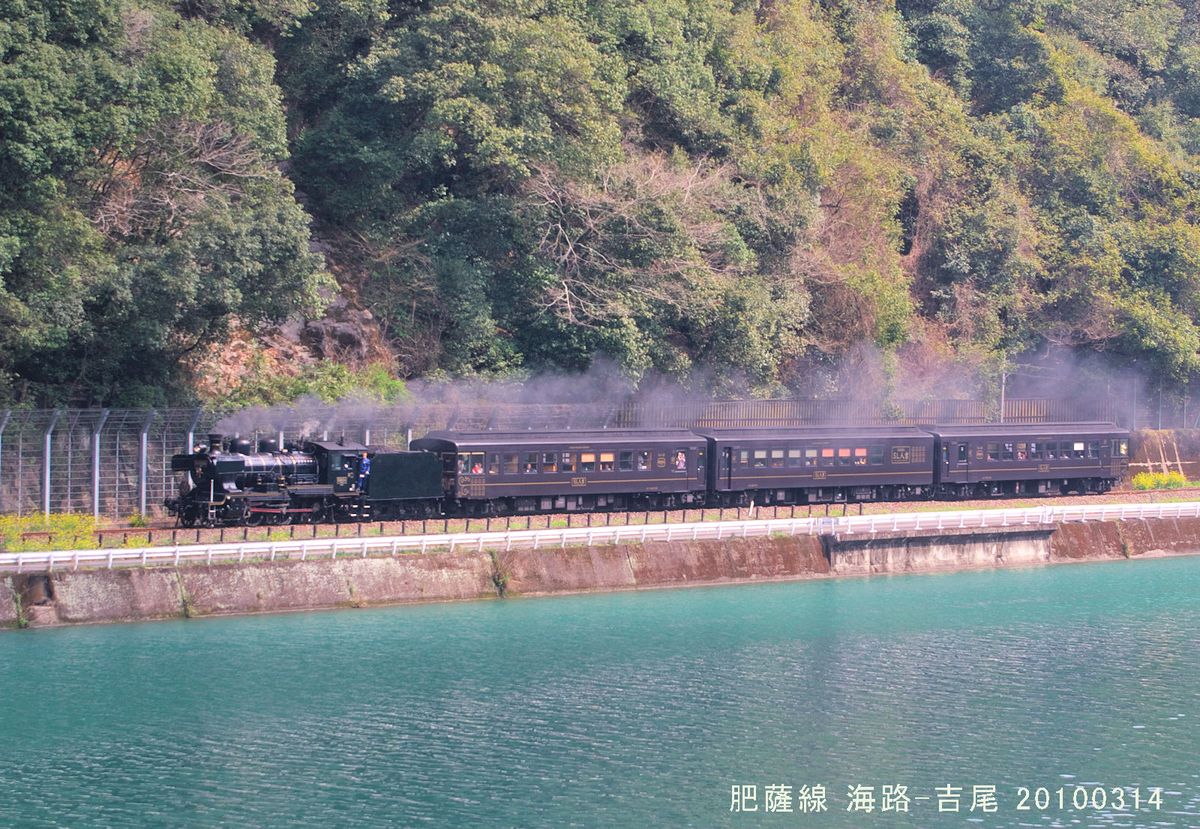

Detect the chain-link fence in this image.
[0,397,1128,518]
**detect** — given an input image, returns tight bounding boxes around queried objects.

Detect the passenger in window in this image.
[675,451,687,471]
[637,451,649,471]
[471,461,483,474]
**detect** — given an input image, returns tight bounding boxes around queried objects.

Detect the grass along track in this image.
[4,486,1199,553]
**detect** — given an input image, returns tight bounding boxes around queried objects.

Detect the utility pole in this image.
[999,370,1006,424]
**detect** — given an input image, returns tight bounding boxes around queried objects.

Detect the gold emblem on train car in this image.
[1038,463,1050,472]
[813,470,827,480]
[571,476,587,487]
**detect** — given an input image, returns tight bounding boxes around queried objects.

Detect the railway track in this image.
[6,486,1200,552]
[4,500,1199,573]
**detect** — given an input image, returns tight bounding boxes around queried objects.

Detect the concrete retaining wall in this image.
[0,576,18,627]
[831,529,1053,575]
[4,516,1200,628]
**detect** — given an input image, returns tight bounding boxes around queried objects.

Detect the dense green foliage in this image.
[4,0,1200,403]
[0,0,326,405]
[216,359,408,407]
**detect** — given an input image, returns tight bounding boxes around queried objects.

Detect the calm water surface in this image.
[1,557,1198,828]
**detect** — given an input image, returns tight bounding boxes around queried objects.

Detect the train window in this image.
[637,451,650,471]
[1015,442,1027,460]
[986,443,999,461]
[869,446,884,465]
[753,450,768,468]
[523,453,539,473]
[837,448,852,466]
[770,449,785,468]
[1028,442,1041,460]
[805,449,819,467]
[503,454,519,474]
[487,454,500,475]
[1045,442,1057,459]
[853,448,868,465]
[580,452,596,472]
[1002,443,1014,461]
[468,453,484,473]
[788,448,803,467]
[738,450,750,466]
[820,448,835,466]
[891,446,911,464]
[1088,441,1100,458]
[542,453,558,473]
[600,452,615,471]
[673,450,688,471]
[619,451,633,471]
[457,454,469,473]
[1072,442,1086,459]
[957,443,969,462]
[560,452,575,473]
[1114,439,1128,457]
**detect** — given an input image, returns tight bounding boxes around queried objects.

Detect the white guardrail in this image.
[3,501,1200,574]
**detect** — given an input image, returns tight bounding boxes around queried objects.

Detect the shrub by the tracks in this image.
[1130,471,1190,491]
[0,515,100,553]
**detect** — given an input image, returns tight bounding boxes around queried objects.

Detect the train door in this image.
[440,452,458,494]
[955,442,969,481]
[722,447,733,490]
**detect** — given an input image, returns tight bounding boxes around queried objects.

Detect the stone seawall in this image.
[5,516,1200,628]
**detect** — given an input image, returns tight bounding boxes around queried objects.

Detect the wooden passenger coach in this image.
[926,422,1130,496]
[698,427,937,505]
[409,430,708,514]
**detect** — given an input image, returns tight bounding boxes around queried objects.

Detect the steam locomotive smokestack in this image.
[208,433,223,452]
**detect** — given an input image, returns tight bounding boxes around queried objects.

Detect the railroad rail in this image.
[2,501,1199,574]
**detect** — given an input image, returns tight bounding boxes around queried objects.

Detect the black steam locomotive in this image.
[166,422,1130,527]
[164,433,441,527]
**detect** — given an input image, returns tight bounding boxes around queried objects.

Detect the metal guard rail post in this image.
[3,502,1200,573]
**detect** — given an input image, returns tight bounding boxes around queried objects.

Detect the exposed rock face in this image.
[297,293,389,364]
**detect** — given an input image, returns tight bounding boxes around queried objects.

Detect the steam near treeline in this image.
[214,347,1149,438]
[3,0,1199,411]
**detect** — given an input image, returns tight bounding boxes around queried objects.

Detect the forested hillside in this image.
[3,0,1200,406]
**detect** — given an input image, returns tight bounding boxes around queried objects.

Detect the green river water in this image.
[1,557,1198,828]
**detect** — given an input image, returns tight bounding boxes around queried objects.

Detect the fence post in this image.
[92,409,110,520]
[0,409,9,514]
[185,408,203,455]
[137,410,156,518]
[43,409,63,517]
